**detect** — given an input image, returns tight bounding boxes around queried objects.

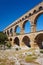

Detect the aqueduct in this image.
[3,2,43,49]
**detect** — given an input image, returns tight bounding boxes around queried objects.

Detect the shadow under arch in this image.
[23,20,31,33]
[35,33,43,49]
[22,36,31,47]
[14,37,20,46]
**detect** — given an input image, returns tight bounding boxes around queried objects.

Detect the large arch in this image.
[10,28,13,36]
[34,12,43,31]
[23,20,31,33]
[22,36,31,47]
[15,25,21,34]
[10,28,13,34]
[14,37,20,46]
[4,31,6,35]
[35,33,43,49]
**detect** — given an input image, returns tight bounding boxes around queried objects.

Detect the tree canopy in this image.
[0,32,12,49]
[0,32,8,45]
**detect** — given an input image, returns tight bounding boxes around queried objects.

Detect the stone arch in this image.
[39,6,43,10]
[25,15,28,19]
[35,33,43,49]
[14,37,19,46]
[14,25,21,34]
[7,30,9,35]
[34,12,43,31]
[33,10,37,13]
[22,36,31,47]
[10,28,13,34]
[4,31,6,34]
[23,20,31,33]
[34,12,43,24]
[10,38,12,41]
[29,13,32,16]
[22,17,25,20]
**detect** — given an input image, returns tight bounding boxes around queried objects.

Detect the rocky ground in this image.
[0,46,43,65]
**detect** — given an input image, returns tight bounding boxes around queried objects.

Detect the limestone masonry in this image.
[3,2,43,49]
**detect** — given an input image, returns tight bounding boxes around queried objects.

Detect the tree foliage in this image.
[0,32,8,43]
[0,32,8,49]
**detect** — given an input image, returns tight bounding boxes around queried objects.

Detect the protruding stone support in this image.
[13,28,16,36]
[20,42,26,47]
[30,33,39,48]
[20,27,24,34]
[31,24,36,33]
[8,29,12,37]
[10,39,14,47]
[30,41,39,50]
[30,33,35,48]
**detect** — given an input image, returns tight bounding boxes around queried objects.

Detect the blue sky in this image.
[0,0,43,32]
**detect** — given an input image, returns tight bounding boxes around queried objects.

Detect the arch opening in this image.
[33,10,37,13]
[34,13,43,31]
[10,28,13,36]
[35,33,43,49]
[7,30,9,35]
[5,31,6,34]
[14,37,19,46]
[15,25,21,34]
[10,28,13,33]
[23,20,31,33]
[10,38,12,41]
[39,6,43,10]
[22,36,31,47]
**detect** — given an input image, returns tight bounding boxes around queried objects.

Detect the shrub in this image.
[16,48,19,51]
[40,49,43,53]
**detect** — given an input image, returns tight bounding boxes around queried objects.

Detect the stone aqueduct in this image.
[3,2,43,49]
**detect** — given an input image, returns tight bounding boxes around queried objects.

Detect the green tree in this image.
[0,32,8,50]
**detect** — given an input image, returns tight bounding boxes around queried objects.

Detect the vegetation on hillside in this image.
[0,32,11,49]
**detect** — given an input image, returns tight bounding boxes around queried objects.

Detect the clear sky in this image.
[0,0,43,31]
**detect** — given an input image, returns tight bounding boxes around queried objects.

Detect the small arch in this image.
[25,15,28,19]
[33,10,37,13]
[22,18,25,20]
[22,36,31,47]
[35,33,43,49]
[18,21,19,23]
[14,37,19,46]
[39,6,43,10]
[20,19,22,21]
[29,13,32,16]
